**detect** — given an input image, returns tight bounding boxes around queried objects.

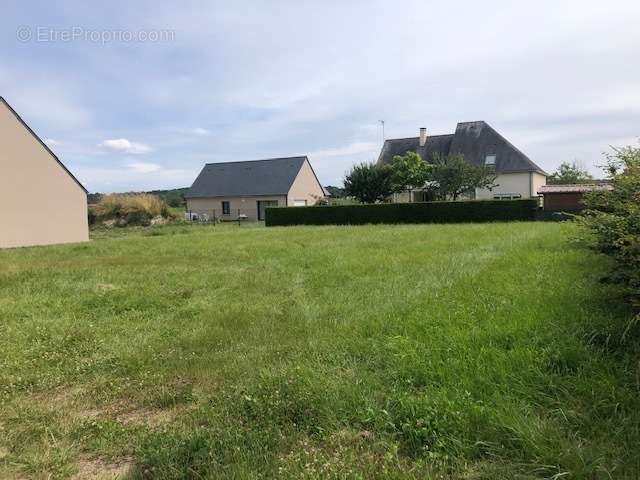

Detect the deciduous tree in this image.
[430,153,497,200]
[343,162,393,204]
[548,161,593,184]
[389,152,430,200]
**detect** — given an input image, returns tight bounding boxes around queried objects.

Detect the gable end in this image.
[0,96,87,194]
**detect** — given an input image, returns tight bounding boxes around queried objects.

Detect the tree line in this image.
[343,153,599,204]
[343,152,497,203]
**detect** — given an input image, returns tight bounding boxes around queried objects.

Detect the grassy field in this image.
[0,222,638,479]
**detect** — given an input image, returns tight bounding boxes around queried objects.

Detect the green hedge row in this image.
[265,199,538,226]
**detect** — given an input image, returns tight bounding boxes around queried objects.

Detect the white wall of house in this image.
[186,195,287,221]
[530,172,547,199]
[287,159,325,206]
[390,171,546,203]
[0,99,88,249]
[185,158,325,220]
[476,172,546,200]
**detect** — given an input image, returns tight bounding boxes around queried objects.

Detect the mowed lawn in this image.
[0,222,639,479]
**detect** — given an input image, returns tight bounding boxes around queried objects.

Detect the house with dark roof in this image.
[185,156,325,220]
[378,121,547,202]
[0,97,88,248]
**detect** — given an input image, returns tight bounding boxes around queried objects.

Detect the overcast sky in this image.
[2,1,640,192]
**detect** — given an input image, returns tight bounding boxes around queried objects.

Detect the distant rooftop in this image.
[185,156,309,198]
[378,121,546,175]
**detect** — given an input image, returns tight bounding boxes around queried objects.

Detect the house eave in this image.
[184,193,289,200]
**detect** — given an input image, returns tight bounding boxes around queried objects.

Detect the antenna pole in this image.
[379,120,385,143]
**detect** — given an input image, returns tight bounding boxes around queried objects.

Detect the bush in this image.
[93,193,174,226]
[87,207,97,226]
[579,145,640,316]
[343,162,394,203]
[265,199,538,226]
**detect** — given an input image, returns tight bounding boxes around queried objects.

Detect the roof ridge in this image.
[385,133,454,141]
[204,156,307,166]
[546,183,600,186]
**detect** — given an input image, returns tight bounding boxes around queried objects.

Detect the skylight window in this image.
[485,154,496,166]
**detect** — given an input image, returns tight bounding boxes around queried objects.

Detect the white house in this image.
[377,121,546,201]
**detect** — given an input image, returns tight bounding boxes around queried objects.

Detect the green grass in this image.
[0,222,638,479]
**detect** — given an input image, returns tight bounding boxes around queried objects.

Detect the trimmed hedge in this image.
[265,199,538,226]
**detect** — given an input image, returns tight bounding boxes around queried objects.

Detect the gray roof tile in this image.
[377,121,546,175]
[185,156,308,198]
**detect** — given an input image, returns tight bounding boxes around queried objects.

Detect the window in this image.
[221,201,230,215]
[485,154,496,166]
[293,199,307,207]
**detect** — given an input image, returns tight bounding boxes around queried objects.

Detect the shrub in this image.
[343,162,394,203]
[87,207,97,226]
[93,193,174,226]
[579,145,640,317]
[548,161,593,185]
[265,199,538,226]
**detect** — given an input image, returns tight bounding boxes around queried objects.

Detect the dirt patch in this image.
[32,386,189,430]
[33,385,84,404]
[72,455,134,480]
[97,399,183,428]
[32,386,101,419]
[116,407,180,428]
[96,283,118,292]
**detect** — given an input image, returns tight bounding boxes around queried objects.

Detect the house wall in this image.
[542,192,585,211]
[390,191,426,203]
[530,172,546,200]
[0,101,88,249]
[287,159,325,206]
[476,172,546,200]
[186,195,287,221]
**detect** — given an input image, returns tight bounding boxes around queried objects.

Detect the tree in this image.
[343,162,393,204]
[579,145,640,318]
[429,153,498,200]
[548,161,593,184]
[389,152,430,200]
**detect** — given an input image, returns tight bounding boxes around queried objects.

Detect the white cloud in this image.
[100,138,152,154]
[126,162,162,173]
[5,1,640,189]
[191,127,211,136]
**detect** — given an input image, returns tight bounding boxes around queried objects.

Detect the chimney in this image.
[419,127,427,147]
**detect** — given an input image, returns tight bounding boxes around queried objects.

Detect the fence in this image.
[184,208,251,224]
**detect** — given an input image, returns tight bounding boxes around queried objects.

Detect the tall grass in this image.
[0,222,638,479]
[92,193,173,226]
